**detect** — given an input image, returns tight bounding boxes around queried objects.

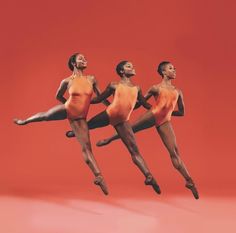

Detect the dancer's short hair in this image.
[68,53,80,71]
[116,61,128,77]
[157,61,170,77]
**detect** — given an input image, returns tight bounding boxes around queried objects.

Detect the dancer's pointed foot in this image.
[145,175,161,194]
[66,130,75,138]
[13,118,27,125]
[186,179,199,200]
[96,138,111,147]
[94,175,109,195]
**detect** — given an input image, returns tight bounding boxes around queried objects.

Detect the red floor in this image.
[1,189,235,233]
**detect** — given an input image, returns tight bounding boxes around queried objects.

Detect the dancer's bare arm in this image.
[172,90,185,116]
[56,78,69,104]
[134,87,152,109]
[89,76,111,106]
[90,82,115,104]
[144,85,159,100]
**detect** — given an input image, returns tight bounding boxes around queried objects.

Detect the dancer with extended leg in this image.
[14,53,108,195]
[66,61,161,194]
[96,61,199,199]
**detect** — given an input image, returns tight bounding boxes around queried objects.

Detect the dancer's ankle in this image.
[145,173,152,179]
[186,177,193,183]
[95,172,102,177]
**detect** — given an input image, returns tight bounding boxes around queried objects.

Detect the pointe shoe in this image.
[145,175,161,194]
[96,139,111,147]
[94,175,109,195]
[13,118,27,125]
[66,131,75,138]
[186,179,199,200]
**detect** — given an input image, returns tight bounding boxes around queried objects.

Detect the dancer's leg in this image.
[66,110,110,137]
[70,119,108,195]
[114,121,161,194]
[156,121,199,199]
[14,105,67,125]
[97,110,156,146]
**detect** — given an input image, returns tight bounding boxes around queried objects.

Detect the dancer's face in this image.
[75,54,87,69]
[123,62,136,77]
[163,63,176,79]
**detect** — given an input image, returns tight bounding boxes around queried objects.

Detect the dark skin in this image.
[95,63,199,199]
[14,54,108,195]
[66,62,161,194]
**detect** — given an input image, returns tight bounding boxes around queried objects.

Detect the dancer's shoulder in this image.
[86,75,96,85]
[59,76,71,86]
[176,88,183,96]
[63,75,74,83]
[149,84,161,94]
[86,75,95,81]
[109,81,119,89]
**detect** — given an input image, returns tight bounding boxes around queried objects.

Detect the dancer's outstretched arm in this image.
[90,76,111,106]
[90,83,115,104]
[172,90,185,116]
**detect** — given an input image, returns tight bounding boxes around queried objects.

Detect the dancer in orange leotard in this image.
[66,61,161,194]
[96,61,199,199]
[14,53,109,195]
[106,82,138,126]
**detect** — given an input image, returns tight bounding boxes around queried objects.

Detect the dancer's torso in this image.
[151,85,179,126]
[107,83,138,125]
[65,76,93,120]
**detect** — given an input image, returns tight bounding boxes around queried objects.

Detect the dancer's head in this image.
[157,61,176,79]
[68,53,87,71]
[116,61,136,78]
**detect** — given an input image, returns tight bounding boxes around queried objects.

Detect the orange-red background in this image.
[1,0,235,197]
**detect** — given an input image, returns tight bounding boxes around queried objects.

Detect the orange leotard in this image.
[151,86,179,126]
[106,83,138,126]
[65,76,93,120]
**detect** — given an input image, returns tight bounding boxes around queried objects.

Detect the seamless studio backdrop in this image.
[1,0,235,204]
